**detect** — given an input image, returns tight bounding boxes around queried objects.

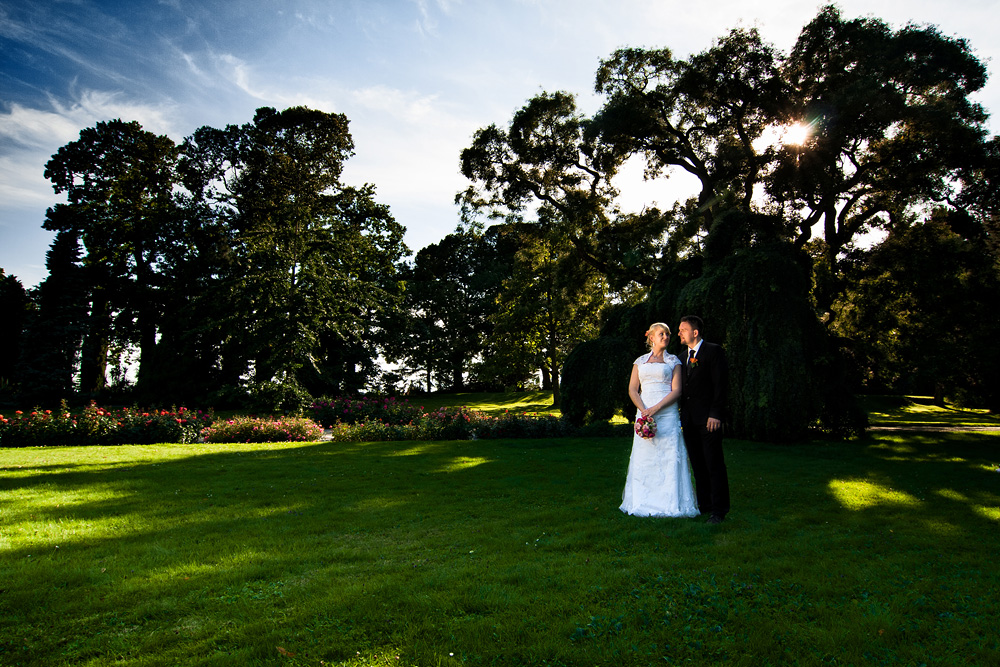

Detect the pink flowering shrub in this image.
[201,415,324,443]
[0,401,212,447]
[310,395,422,427]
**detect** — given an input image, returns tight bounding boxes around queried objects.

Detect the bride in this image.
[620,322,699,517]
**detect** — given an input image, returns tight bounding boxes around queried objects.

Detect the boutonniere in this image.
[689,356,699,368]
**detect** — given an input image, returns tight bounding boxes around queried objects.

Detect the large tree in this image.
[459,91,670,292]
[43,119,179,392]
[179,107,408,405]
[770,5,992,306]
[834,210,1000,409]
[387,225,515,392]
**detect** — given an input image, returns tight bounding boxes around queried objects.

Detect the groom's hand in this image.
[706,417,722,432]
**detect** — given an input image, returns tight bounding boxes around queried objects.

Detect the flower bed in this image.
[0,401,212,447]
[324,405,575,442]
[1,396,627,447]
[310,395,422,427]
[201,415,325,443]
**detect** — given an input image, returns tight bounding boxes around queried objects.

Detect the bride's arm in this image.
[628,364,646,414]
[643,364,683,417]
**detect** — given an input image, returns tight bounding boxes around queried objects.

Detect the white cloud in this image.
[216,53,262,100]
[0,154,54,211]
[0,102,85,149]
[350,85,441,124]
[0,91,182,216]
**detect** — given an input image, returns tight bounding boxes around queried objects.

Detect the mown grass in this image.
[862,394,1000,429]
[1,396,998,666]
[411,391,561,417]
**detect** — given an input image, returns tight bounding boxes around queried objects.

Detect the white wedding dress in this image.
[620,353,700,517]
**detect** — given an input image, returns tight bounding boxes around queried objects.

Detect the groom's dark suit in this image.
[680,341,730,520]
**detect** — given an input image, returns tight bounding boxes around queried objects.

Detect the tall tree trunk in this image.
[540,366,551,390]
[80,290,112,394]
[933,382,946,408]
[551,367,561,407]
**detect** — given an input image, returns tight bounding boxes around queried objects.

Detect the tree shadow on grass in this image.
[1,438,636,663]
[2,432,998,665]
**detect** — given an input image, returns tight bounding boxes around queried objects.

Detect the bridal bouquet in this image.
[634,414,657,439]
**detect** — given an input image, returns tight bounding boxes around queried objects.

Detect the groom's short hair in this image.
[680,315,705,337]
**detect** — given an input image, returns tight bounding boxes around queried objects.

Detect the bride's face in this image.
[649,328,669,352]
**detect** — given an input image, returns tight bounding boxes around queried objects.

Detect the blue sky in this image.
[2,0,998,289]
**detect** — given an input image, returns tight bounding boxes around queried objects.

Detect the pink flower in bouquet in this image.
[634,414,657,439]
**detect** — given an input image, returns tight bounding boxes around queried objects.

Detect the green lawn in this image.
[1,397,998,666]
[407,391,562,417]
[862,395,1000,429]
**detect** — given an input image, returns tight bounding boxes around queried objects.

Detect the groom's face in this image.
[678,322,696,347]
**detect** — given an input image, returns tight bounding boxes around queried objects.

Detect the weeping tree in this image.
[674,210,866,440]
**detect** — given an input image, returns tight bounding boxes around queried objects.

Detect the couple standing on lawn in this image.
[620,316,730,524]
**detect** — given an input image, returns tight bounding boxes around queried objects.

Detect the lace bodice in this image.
[634,353,681,403]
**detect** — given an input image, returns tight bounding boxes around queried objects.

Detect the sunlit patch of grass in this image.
[828,478,922,510]
[384,443,446,457]
[862,394,1000,428]
[974,506,1000,520]
[416,391,560,416]
[918,518,964,535]
[433,455,492,473]
[935,488,969,502]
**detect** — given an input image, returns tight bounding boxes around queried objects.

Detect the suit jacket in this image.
[680,340,728,428]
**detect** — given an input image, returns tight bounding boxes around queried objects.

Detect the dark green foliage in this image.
[0,270,31,394]
[560,337,638,426]
[16,230,90,404]
[248,376,313,414]
[676,211,865,440]
[836,212,1000,410]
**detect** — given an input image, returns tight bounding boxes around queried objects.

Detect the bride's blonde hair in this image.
[644,322,671,349]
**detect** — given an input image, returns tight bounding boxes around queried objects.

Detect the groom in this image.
[678,316,730,524]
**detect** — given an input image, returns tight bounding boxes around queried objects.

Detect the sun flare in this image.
[783,122,811,146]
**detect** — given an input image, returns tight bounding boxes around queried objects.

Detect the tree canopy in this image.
[3,5,997,426]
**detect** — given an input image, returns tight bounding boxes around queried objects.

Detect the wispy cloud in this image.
[0,90,181,215]
[351,85,440,124]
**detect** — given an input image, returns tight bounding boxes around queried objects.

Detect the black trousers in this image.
[682,424,730,517]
